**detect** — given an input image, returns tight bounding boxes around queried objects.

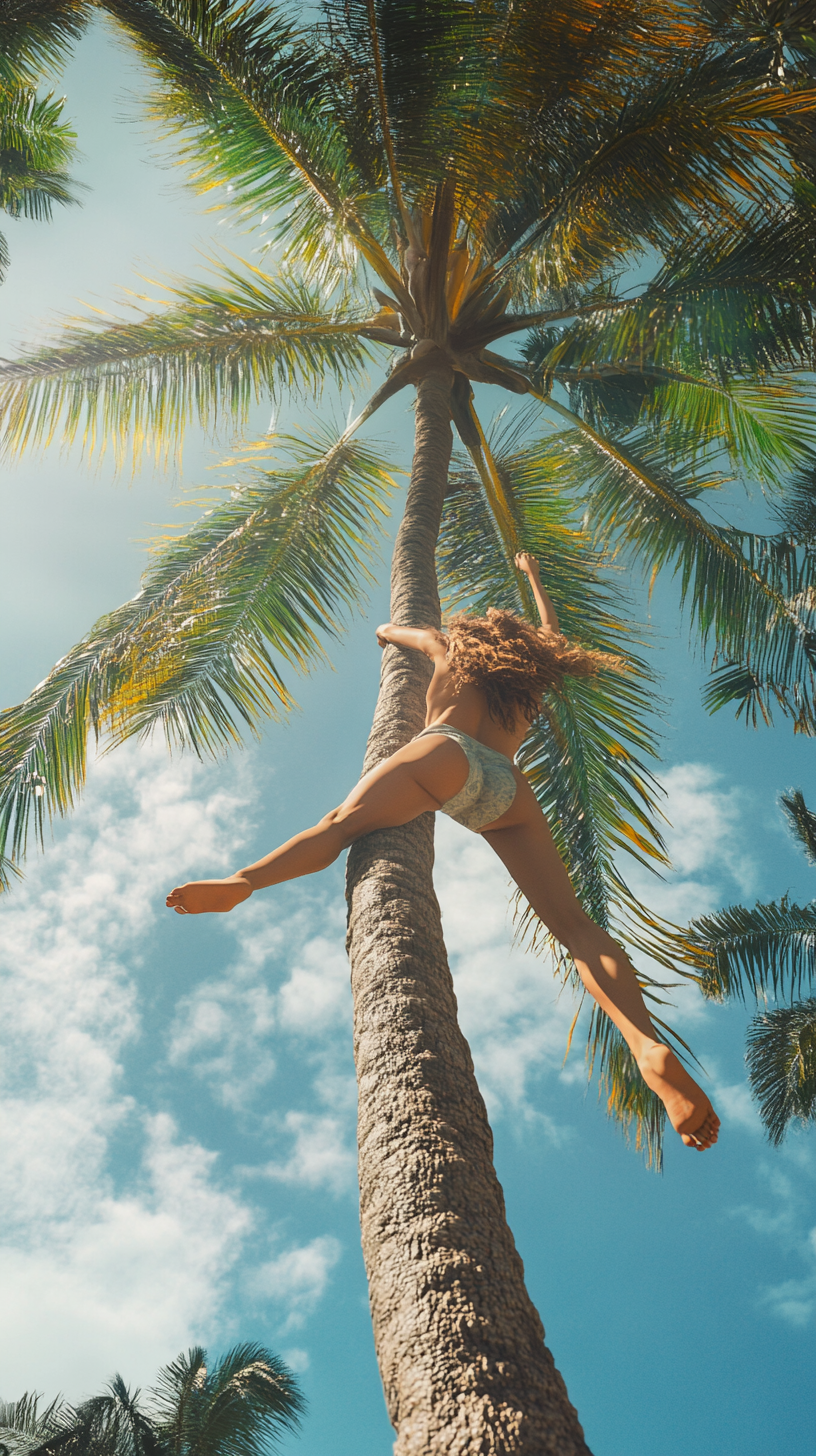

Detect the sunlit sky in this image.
[1,18,814,1456]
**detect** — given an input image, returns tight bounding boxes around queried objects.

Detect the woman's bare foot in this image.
[636,1042,720,1150]
[166,875,252,915]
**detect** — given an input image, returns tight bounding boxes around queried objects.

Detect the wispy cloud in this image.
[249,1235,342,1331]
[730,1151,816,1327]
[627,762,758,929]
[256,1111,357,1195]
[0,744,344,1396]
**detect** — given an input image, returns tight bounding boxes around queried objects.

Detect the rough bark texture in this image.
[346,366,592,1455]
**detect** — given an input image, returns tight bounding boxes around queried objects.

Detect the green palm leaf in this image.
[523,201,816,372]
[100,0,403,293]
[682,898,816,1002]
[0,84,80,223]
[0,1396,68,1456]
[496,57,816,291]
[534,405,816,732]
[0,1,88,87]
[150,1344,303,1456]
[529,316,816,481]
[782,787,816,864]
[0,266,375,462]
[0,429,393,884]
[746,997,816,1145]
[680,787,816,1144]
[643,376,816,484]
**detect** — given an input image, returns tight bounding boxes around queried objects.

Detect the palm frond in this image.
[535,402,816,733]
[682,898,816,1002]
[642,376,816,484]
[496,55,816,291]
[150,1344,303,1456]
[531,322,816,482]
[100,0,403,295]
[523,200,816,370]
[0,429,393,884]
[777,455,816,536]
[0,85,81,221]
[585,1006,667,1171]
[0,1,88,86]
[0,1396,68,1456]
[698,529,816,730]
[746,997,816,1144]
[0,267,374,464]
[781,787,816,865]
[29,1380,161,1456]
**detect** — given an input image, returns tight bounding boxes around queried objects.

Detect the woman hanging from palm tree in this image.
[167,551,719,1151]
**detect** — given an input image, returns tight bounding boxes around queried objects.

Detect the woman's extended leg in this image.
[482,772,720,1150]
[165,734,469,915]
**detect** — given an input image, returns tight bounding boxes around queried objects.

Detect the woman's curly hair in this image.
[445,607,616,731]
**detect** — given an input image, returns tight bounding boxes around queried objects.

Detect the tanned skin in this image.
[167,552,719,1151]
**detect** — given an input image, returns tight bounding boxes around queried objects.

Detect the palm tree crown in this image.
[0,1345,303,1456]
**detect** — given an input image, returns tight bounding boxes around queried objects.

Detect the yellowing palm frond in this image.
[0,268,375,465]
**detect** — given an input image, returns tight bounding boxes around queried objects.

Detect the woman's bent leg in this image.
[482,773,720,1150]
[165,735,470,916]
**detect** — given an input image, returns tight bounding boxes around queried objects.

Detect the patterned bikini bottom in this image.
[414,724,518,833]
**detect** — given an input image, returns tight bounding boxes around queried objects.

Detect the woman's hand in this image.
[515,551,540,579]
[515,553,560,632]
[376,622,393,648]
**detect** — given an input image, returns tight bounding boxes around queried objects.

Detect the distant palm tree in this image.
[0,1345,303,1456]
[0,1,86,280]
[3,3,816,1449]
[682,789,816,1144]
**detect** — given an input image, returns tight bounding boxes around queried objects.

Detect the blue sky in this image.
[1,18,814,1456]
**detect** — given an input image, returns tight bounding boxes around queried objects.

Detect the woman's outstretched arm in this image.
[376,622,449,658]
[515,553,560,633]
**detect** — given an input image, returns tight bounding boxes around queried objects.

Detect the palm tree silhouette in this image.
[0,1345,302,1456]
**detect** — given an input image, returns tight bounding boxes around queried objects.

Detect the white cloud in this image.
[168,967,279,1109]
[759,1273,815,1327]
[660,762,757,896]
[281,1347,310,1373]
[728,1153,816,1327]
[0,1112,251,1399]
[167,893,352,1115]
[257,1112,356,1195]
[0,744,259,1396]
[250,1235,342,1330]
[277,927,351,1035]
[710,1079,763,1133]
[627,763,758,935]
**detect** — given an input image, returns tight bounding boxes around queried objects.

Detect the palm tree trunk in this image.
[345,365,592,1456]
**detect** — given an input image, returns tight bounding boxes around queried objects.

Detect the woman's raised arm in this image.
[514,553,560,633]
